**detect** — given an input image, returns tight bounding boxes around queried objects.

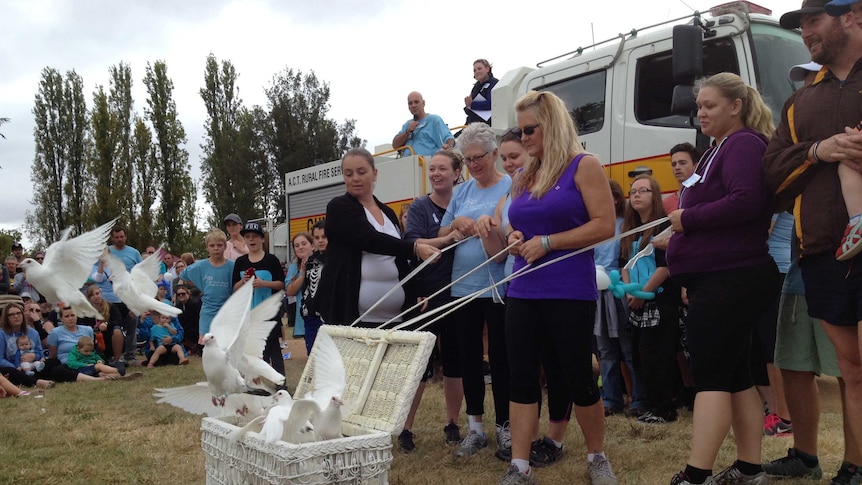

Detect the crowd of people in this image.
[5,3,862,484]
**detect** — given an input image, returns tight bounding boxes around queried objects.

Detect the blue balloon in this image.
[608,270,655,300]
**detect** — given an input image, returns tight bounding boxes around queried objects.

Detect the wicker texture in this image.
[201,326,436,484]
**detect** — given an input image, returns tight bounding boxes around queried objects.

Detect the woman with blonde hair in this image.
[501,90,617,484]
[666,72,779,485]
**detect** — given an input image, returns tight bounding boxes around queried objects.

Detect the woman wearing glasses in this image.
[438,122,512,460]
[620,174,680,425]
[0,302,55,389]
[501,91,617,484]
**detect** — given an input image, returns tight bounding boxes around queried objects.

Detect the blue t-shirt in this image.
[1,327,45,369]
[441,175,511,297]
[90,263,121,304]
[594,217,624,271]
[47,325,95,364]
[180,259,235,335]
[109,245,142,272]
[399,114,452,157]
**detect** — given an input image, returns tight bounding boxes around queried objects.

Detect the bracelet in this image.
[505,230,515,240]
[541,235,552,253]
[812,140,823,163]
[413,241,418,256]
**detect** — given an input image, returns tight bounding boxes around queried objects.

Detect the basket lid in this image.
[294,325,436,436]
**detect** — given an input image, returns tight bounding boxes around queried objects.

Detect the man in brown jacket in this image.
[763,1,862,483]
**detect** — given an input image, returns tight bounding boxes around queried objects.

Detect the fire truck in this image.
[281,1,808,256]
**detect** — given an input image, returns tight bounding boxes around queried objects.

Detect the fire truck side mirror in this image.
[672,25,703,84]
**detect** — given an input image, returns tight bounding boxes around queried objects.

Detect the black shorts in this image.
[800,251,862,326]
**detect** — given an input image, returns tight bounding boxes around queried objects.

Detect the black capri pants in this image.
[506,298,601,408]
[676,262,780,393]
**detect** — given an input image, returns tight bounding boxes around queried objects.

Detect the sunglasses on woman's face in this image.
[510,124,540,137]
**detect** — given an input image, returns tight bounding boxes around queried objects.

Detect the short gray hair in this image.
[456,122,497,154]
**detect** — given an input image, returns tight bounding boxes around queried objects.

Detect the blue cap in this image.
[826,0,856,16]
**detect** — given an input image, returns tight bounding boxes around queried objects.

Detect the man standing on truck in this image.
[392,91,455,157]
[763,1,862,483]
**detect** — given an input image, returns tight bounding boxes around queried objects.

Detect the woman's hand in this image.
[447,229,464,243]
[626,295,644,310]
[519,235,552,264]
[416,243,441,262]
[161,336,171,345]
[475,215,497,240]
[98,322,108,332]
[464,95,472,108]
[450,216,477,237]
[507,230,524,256]
[669,209,686,233]
[652,231,670,250]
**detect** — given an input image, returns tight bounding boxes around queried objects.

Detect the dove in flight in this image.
[18,218,118,319]
[153,382,270,418]
[100,246,182,317]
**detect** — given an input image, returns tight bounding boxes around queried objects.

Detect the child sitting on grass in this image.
[146,311,188,367]
[67,336,123,379]
[15,334,45,376]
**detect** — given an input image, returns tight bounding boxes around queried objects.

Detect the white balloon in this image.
[595,265,610,291]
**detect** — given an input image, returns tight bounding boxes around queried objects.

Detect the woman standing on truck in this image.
[464,59,499,124]
[666,72,779,485]
[500,91,618,485]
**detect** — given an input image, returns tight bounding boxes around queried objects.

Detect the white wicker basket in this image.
[201,325,436,484]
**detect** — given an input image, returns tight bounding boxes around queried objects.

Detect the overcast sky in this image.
[0,0,793,248]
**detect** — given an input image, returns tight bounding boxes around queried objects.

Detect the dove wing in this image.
[130,255,161,298]
[307,330,346,408]
[153,383,222,416]
[242,291,285,358]
[210,277,254,367]
[283,398,322,444]
[43,218,116,289]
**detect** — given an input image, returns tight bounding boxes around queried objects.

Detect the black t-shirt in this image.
[230,253,286,301]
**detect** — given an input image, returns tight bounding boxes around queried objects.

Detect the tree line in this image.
[25,54,363,253]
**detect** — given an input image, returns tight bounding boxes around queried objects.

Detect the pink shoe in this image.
[836,216,862,261]
[16,390,31,397]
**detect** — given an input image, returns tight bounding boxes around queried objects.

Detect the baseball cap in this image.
[789,61,823,82]
[12,242,23,250]
[826,0,858,15]
[240,222,265,237]
[780,0,848,29]
[20,292,33,301]
[224,213,242,225]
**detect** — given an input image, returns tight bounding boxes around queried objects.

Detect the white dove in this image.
[100,246,182,317]
[234,291,286,393]
[153,382,270,418]
[201,277,256,407]
[19,218,117,319]
[302,329,347,441]
[227,389,315,444]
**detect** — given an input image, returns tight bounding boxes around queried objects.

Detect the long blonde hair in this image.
[513,91,584,198]
[695,73,775,138]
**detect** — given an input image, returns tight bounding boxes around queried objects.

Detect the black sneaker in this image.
[529,436,563,468]
[397,429,416,453]
[831,461,862,485]
[115,360,127,377]
[763,448,822,479]
[444,422,461,445]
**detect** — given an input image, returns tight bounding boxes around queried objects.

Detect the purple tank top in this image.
[507,154,597,301]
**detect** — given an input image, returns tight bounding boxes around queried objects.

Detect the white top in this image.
[357,208,405,323]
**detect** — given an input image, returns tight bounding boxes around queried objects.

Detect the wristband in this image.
[505,230,515,240]
[812,140,823,163]
[541,235,552,253]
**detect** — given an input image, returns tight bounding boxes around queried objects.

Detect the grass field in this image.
[0,334,848,485]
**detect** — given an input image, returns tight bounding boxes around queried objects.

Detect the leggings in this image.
[452,298,509,426]
[506,298,600,408]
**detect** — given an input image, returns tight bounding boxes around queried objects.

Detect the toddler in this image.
[148,312,188,367]
[15,335,45,376]
[67,336,122,379]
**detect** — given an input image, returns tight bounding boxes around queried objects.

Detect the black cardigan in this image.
[318,193,415,325]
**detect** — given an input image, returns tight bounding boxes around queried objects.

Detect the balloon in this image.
[595,265,611,291]
[607,270,656,300]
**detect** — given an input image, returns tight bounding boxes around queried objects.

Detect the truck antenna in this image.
[678,0,696,12]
